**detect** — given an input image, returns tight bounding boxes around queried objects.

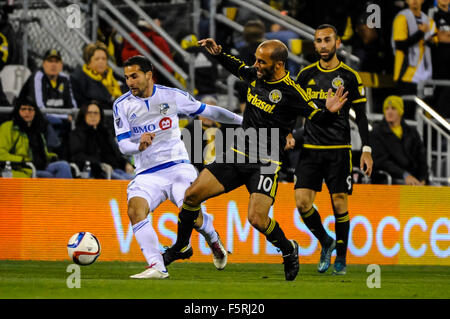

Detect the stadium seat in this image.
[371,170,393,185]
[0,65,31,105]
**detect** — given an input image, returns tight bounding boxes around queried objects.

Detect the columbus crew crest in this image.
[269,89,282,103]
[332,76,344,89]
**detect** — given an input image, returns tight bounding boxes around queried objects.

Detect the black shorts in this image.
[205,150,282,202]
[294,147,353,195]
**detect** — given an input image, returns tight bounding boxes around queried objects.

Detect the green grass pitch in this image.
[0,261,449,299]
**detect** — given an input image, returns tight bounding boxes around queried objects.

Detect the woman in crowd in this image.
[0,96,72,178]
[70,100,134,180]
[71,41,123,109]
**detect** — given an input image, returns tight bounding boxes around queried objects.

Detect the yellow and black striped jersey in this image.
[296,61,369,149]
[214,51,338,162]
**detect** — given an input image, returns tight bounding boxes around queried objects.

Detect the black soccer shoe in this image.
[162,244,193,266]
[282,240,300,281]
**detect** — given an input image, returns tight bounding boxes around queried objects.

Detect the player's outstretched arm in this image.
[325,86,348,113]
[199,104,243,125]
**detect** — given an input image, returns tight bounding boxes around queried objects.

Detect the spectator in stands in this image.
[429,0,450,118]
[69,100,134,180]
[18,49,77,154]
[121,15,174,86]
[237,19,266,66]
[392,0,437,119]
[265,11,301,75]
[371,95,428,185]
[97,16,124,67]
[350,8,393,73]
[0,95,72,178]
[173,33,218,97]
[71,41,123,110]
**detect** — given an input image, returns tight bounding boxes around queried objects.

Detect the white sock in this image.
[132,219,166,272]
[196,211,218,244]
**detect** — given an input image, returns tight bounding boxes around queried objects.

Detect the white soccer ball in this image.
[67,232,101,265]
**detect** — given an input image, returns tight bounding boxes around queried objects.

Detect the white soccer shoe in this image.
[130,266,169,279]
[207,234,228,270]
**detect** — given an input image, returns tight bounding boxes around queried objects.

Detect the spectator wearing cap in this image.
[18,49,77,113]
[370,95,428,185]
[71,41,123,110]
[17,49,77,157]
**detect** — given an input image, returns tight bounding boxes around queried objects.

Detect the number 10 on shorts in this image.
[258,175,274,192]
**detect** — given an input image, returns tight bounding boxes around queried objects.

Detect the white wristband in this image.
[362,146,372,153]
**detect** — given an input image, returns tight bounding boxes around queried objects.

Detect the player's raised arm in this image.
[198,38,254,82]
[198,38,222,55]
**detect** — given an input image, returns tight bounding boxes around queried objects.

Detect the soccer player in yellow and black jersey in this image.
[162,37,348,281]
[294,24,373,275]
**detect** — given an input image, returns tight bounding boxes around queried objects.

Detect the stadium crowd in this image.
[0,0,448,186]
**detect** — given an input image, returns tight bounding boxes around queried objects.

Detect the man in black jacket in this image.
[19,49,77,114]
[18,49,77,156]
[371,95,428,185]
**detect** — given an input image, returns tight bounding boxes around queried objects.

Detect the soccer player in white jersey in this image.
[114,56,243,279]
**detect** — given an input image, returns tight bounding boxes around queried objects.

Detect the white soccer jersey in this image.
[113,84,206,175]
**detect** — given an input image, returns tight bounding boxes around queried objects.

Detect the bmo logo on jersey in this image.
[159,117,172,130]
[132,124,157,134]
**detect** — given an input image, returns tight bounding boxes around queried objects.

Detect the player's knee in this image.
[184,187,201,207]
[127,199,148,225]
[296,197,312,214]
[331,193,347,213]
[127,207,142,225]
[247,213,265,231]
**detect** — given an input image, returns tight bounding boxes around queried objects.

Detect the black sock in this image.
[334,211,350,259]
[264,219,293,255]
[299,206,329,246]
[172,203,200,251]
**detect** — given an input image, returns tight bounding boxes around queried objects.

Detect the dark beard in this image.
[317,48,337,62]
[261,64,276,81]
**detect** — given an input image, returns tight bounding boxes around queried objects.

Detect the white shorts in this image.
[127,163,198,212]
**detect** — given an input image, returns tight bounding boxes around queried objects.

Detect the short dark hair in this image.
[316,24,339,38]
[123,55,153,73]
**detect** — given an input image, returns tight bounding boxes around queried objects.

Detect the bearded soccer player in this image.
[113,56,243,278]
[294,24,373,275]
[162,37,348,281]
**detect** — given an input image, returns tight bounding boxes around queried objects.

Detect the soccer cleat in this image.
[332,257,347,275]
[317,238,336,273]
[130,265,169,279]
[206,233,228,270]
[162,244,193,266]
[282,240,300,281]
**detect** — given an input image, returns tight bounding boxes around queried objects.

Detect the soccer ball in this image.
[67,232,101,265]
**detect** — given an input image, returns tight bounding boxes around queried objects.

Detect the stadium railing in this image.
[402,95,450,186]
[216,0,360,68]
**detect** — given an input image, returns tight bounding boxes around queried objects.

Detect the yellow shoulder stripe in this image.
[283,77,309,101]
[341,63,363,85]
[296,62,318,81]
